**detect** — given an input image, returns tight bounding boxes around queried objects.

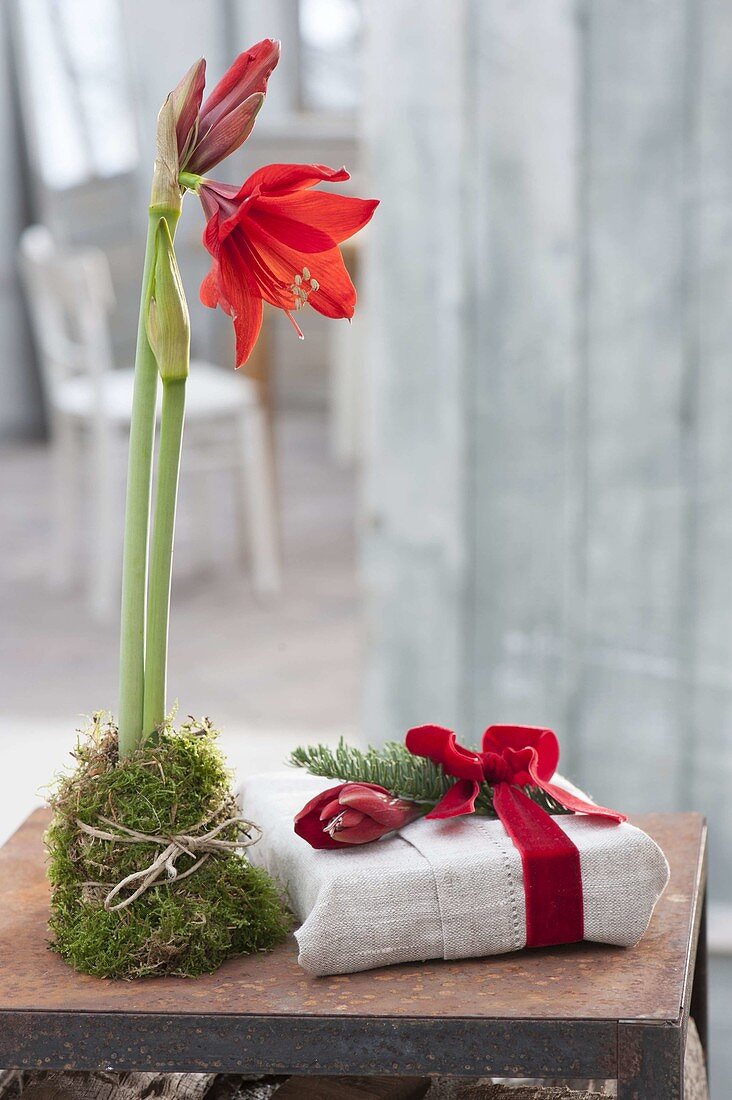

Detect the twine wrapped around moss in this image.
[46,715,290,979]
[77,810,263,912]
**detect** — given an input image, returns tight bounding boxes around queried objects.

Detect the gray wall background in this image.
[362,0,732,899]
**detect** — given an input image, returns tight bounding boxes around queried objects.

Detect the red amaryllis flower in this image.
[294,783,421,850]
[170,40,280,177]
[197,164,379,367]
[406,724,626,822]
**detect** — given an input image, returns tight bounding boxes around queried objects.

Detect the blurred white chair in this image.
[18,225,281,620]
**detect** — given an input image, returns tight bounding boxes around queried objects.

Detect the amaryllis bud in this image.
[170,40,281,179]
[146,219,190,383]
[196,40,279,137]
[170,57,206,166]
[185,92,264,175]
[294,783,421,850]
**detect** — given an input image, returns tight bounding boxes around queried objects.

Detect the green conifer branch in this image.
[289,740,452,806]
[288,739,571,817]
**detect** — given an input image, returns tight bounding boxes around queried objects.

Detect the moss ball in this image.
[46,715,290,979]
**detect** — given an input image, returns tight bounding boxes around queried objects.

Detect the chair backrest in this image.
[17,225,117,409]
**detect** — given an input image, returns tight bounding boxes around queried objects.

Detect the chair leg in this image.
[236,406,281,595]
[48,415,79,590]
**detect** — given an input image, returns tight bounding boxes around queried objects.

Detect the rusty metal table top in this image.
[0,809,707,1086]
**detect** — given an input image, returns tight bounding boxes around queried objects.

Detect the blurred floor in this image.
[0,410,360,844]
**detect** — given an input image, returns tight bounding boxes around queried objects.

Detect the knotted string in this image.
[77,808,262,912]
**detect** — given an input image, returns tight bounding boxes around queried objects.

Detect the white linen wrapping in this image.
[238,771,670,977]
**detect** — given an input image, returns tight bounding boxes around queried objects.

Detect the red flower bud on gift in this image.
[193,164,378,368]
[294,783,421,850]
[170,40,280,177]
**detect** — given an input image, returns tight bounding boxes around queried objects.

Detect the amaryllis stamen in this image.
[324,811,346,837]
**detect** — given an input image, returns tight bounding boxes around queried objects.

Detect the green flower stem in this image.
[142,379,186,737]
[178,171,202,192]
[118,205,180,758]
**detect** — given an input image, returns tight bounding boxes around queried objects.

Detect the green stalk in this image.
[142,379,186,735]
[118,205,180,758]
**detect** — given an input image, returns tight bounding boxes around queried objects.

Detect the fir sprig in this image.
[288,738,570,817]
[289,739,451,805]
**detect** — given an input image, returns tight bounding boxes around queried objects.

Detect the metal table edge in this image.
[679,817,708,1035]
[0,1010,619,1078]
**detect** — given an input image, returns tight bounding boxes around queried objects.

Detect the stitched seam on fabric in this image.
[396,828,447,960]
[465,817,523,949]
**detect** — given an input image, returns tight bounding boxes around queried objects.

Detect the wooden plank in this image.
[466,0,582,744]
[0,809,702,1025]
[569,0,691,812]
[0,1075,282,1100]
[360,0,471,738]
[0,1073,218,1100]
[690,0,732,903]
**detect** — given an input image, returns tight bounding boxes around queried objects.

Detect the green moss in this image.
[46,715,290,979]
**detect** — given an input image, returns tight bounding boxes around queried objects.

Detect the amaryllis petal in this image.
[221,227,293,310]
[248,205,337,254]
[230,286,264,368]
[406,725,485,782]
[482,725,559,782]
[198,39,280,137]
[294,817,341,849]
[256,192,379,247]
[426,779,481,820]
[199,264,222,309]
[318,798,343,821]
[294,785,346,824]
[209,230,267,363]
[339,785,419,828]
[243,163,350,197]
[186,92,264,175]
[335,808,365,828]
[294,783,350,850]
[334,818,397,845]
[199,180,241,223]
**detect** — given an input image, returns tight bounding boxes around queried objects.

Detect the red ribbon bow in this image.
[406,724,626,948]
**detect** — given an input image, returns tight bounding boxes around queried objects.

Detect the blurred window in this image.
[14,0,138,190]
[298,0,361,113]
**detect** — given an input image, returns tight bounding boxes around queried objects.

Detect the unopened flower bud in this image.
[150,95,183,211]
[146,218,190,383]
[170,57,206,165]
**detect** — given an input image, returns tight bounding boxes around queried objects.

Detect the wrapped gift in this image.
[239,756,669,977]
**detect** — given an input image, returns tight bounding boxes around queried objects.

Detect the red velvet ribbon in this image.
[405,724,626,948]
